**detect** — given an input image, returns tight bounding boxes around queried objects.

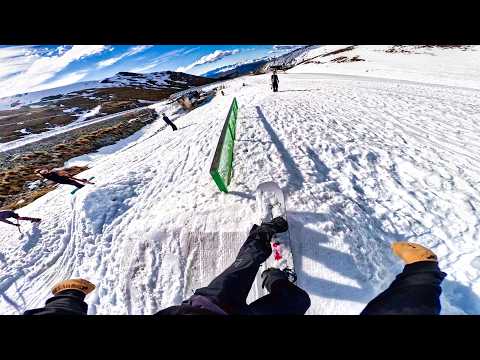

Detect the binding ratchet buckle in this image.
[283,268,297,284]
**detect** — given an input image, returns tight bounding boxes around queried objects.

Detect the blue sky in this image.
[0,45,304,98]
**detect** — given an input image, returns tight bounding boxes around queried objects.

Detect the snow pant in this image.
[272,82,278,92]
[24,290,88,315]
[361,261,446,315]
[66,179,85,189]
[163,118,177,131]
[193,224,311,315]
[53,178,84,189]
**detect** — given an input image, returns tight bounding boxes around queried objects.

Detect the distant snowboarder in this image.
[35,169,94,190]
[0,210,41,228]
[162,113,178,131]
[271,70,279,92]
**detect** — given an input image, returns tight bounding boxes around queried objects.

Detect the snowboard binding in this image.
[283,267,297,284]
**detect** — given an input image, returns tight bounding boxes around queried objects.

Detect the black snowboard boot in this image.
[261,267,297,292]
[261,216,288,234]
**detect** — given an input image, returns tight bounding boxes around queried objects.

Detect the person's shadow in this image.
[22,224,43,252]
[287,214,381,306]
[441,279,480,314]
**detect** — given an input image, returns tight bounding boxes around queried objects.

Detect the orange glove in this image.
[391,242,438,264]
[52,278,96,296]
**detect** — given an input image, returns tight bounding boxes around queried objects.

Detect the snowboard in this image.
[70,177,95,195]
[254,181,296,298]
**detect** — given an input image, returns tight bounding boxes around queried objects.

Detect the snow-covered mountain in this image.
[100,71,213,90]
[262,45,324,70]
[1,46,479,315]
[0,71,215,144]
[0,71,215,111]
[202,58,271,79]
[272,45,480,89]
[0,81,108,111]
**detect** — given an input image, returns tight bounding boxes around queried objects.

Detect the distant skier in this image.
[0,210,41,228]
[162,113,177,131]
[35,169,94,190]
[271,70,279,92]
[24,217,311,315]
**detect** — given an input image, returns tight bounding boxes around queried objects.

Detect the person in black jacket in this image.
[0,210,41,228]
[271,70,279,92]
[35,169,94,190]
[24,217,311,315]
[162,113,177,131]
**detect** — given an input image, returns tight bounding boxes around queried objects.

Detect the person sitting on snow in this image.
[35,168,94,190]
[23,228,446,315]
[24,217,311,315]
[0,210,41,228]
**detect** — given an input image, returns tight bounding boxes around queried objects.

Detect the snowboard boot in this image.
[391,242,438,264]
[261,267,297,292]
[261,216,288,234]
[52,278,96,296]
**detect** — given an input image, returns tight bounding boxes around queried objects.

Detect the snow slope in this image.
[289,45,480,90]
[0,105,153,153]
[1,70,480,315]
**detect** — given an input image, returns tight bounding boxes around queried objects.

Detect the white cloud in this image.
[96,45,153,68]
[0,45,108,98]
[176,49,240,73]
[0,46,38,81]
[129,48,188,73]
[269,45,307,54]
[273,45,306,50]
[33,70,90,90]
[183,47,201,55]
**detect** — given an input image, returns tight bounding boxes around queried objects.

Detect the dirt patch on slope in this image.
[0,108,157,210]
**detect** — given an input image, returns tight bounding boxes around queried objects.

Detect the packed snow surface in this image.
[1,63,480,314]
[289,45,480,90]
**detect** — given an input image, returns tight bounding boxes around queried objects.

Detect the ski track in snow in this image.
[1,73,480,314]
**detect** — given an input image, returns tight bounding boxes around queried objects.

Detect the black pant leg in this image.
[361,261,446,315]
[247,279,311,315]
[165,119,177,130]
[64,179,84,189]
[193,225,274,314]
[24,290,88,315]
